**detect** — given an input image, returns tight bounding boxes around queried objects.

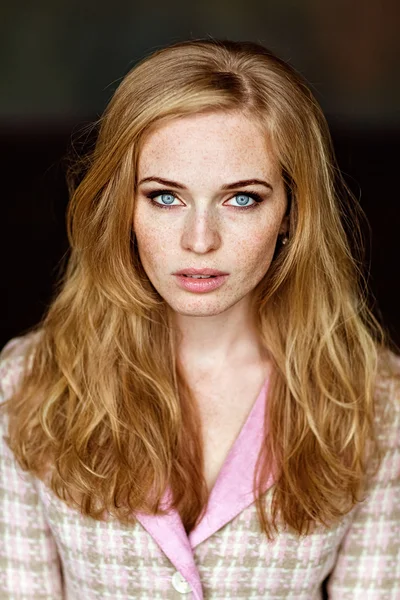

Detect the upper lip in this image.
[174,268,229,276]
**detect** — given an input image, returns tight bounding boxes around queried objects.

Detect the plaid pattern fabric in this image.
[1,334,399,599]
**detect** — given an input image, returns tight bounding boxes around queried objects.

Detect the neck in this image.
[170,296,268,377]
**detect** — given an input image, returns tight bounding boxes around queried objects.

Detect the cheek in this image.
[236,225,279,270]
[134,213,172,273]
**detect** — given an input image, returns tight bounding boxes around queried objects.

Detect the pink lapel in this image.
[136,494,204,599]
[189,376,272,547]
[135,375,272,599]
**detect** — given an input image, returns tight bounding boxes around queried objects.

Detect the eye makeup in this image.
[144,189,265,212]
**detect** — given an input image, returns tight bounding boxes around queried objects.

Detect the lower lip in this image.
[174,275,229,293]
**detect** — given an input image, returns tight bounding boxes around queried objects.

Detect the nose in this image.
[181,207,222,253]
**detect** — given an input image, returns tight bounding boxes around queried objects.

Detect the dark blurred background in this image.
[1,0,400,355]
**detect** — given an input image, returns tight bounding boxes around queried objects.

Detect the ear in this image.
[279,214,290,236]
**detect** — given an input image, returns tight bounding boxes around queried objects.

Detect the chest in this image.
[189,366,269,492]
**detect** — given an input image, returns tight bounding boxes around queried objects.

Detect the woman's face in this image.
[133,110,288,316]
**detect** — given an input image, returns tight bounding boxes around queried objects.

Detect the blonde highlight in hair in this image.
[2,38,389,539]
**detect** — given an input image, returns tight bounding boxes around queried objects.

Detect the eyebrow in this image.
[138,176,273,191]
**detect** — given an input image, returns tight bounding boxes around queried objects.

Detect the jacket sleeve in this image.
[0,336,65,599]
[326,353,400,599]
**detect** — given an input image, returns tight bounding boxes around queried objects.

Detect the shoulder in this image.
[374,347,400,435]
[0,331,44,444]
[0,331,43,404]
[367,347,400,487]
[0,331,45,475]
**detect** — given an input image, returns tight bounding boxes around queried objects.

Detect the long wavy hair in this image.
[1,38,390,540]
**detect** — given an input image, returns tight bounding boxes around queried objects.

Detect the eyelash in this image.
[144,189,264,211]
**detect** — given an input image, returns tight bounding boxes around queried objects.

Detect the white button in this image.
[171,570,192,594]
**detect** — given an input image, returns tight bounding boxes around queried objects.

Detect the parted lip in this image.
[174,268,229,276]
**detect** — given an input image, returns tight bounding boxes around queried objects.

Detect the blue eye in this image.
[230,194,254,207]
[157,193,177,206]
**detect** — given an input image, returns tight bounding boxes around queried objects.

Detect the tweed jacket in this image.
[0,334,399,599]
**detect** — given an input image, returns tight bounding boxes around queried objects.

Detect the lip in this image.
[173,268,229,276]
[174,274,229,293]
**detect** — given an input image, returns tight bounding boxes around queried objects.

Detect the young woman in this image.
[1,38,399,599]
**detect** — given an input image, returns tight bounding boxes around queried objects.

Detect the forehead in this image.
[137,111,280,182]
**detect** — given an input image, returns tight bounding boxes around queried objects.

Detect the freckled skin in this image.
[133,111,288,324]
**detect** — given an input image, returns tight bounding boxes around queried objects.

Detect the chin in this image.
[176,307,225,317]
[166,295,239,317]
